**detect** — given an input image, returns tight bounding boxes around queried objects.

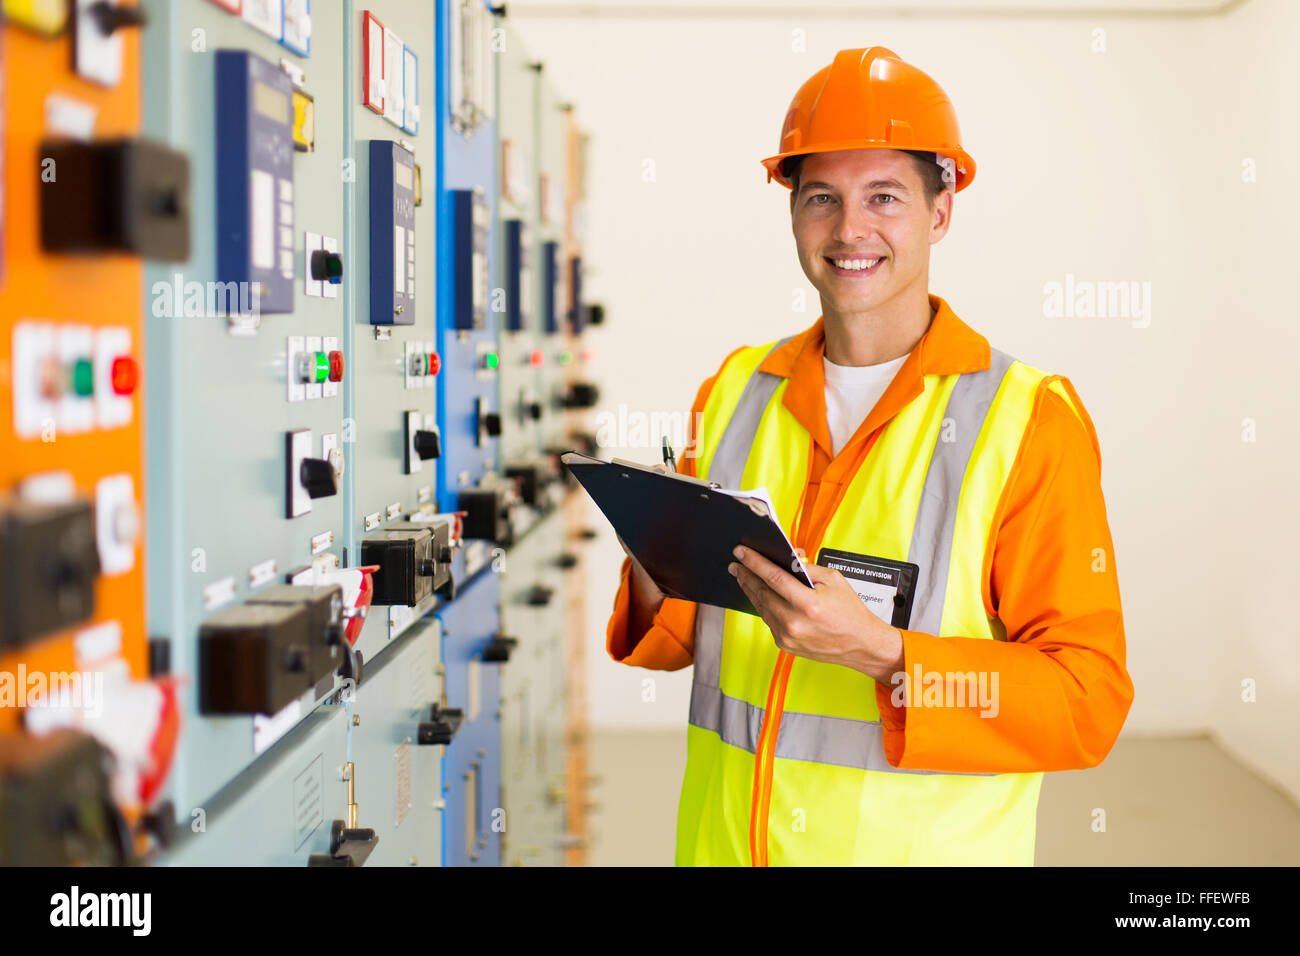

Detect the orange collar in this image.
[757,293,991,460]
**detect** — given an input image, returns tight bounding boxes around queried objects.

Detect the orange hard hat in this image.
[761,47,976,192]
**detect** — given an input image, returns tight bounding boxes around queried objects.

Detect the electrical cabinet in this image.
[2,0,596,867]
[0,0,186,864]
[436,569,502,866]
[141,0,351,833]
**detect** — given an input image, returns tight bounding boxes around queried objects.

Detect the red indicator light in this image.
[110,356,138,395]
[328,350,345,382]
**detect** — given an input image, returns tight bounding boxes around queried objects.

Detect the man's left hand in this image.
[728,545,904,684]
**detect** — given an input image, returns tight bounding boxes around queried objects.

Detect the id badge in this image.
[816,548,918,629]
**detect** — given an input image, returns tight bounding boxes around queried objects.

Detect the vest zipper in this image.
[747,427,885,866]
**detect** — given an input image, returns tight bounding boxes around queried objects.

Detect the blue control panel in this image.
[215,50,296,315]
[368,139,417,326]
[503,218,530,333]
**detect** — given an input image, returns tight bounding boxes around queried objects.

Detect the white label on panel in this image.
[402,46,418,132]
[251,170,275,270]
[243,0,283,40]
[282,0,310,53]
[322,237,339,299]
[13,322,56,439]
[254,699,303,754]
[95,473,137,576]
[74,620,122,670]
[394,226,405,294]
[304,231,322,298]
[203,577,236,612]
[74,0,124,87]
[384,29,404,125]
[248,558,278,589]
[44,94,96,140]
[286,335,305,402]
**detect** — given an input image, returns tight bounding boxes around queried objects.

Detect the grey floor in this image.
[585,730,1300,866]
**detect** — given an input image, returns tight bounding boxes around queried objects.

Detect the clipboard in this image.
[561,452,814,616]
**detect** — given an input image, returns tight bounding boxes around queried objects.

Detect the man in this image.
[605,47,1134,866]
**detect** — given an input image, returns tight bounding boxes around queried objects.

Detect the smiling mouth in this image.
[825,255,885,276]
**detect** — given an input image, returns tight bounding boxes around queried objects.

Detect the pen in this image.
[661,435,677,471]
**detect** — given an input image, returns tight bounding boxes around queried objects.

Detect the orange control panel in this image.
[0,16,147,726]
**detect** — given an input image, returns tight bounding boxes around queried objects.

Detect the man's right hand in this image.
[617,462,669,644]
[617,531,665,620]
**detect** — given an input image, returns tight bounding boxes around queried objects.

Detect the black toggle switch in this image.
[457,487,513,547]
[299,458,338,499]
[526,400,543,421]
[310,248,344,285]
[563,382,600,409]
[413,429,441,461]
[555,552,579,570]
[308,819,378,867]
[483,634,518,663]
[417,704,464,745]
[247,585,345,686]
[526,584,554,607]
[198,603,313,715]
[586,302,606,326]
[362,523,453,606]
[40,138,189,261]
[0,499,100,650]
[0,731,130,866]
[90,0,148,34]
[483,411,502,438]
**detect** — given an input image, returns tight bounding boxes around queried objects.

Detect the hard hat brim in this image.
[761,143,976,193]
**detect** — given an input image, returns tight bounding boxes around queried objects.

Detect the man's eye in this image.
[809,194,832,205]
[875,194,897,204]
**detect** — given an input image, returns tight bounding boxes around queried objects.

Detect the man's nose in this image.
[831,200,873,246]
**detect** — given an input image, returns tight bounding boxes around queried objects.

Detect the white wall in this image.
[512,0,1300,798]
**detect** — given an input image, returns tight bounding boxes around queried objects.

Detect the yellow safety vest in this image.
[677,337,1070,866]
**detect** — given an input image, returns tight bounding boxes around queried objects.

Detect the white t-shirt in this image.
[823,353,908,457]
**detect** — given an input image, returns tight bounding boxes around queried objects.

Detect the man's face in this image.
[790,149,951,318]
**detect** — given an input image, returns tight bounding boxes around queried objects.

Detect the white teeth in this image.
[832,257,881,271]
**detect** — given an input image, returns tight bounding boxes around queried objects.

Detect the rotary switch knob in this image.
[300,458,338,499]
[483,412,502,438]
[413,429,441,461]
[526,401,542,421]
[311,249,345,285]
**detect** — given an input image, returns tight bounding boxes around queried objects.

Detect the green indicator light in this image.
[72,358,94,397]
[485,352,499,370]
[558,350,573,366]
[314,352,329,383]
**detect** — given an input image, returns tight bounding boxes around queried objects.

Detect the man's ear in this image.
[929,188,954,243]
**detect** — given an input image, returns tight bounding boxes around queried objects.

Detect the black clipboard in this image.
[561,452,814,616]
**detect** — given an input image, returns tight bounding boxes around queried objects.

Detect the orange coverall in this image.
[605,299,1134,773]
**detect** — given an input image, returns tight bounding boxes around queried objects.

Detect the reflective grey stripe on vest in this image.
[692,338,790,690]
[688,343,1016,775]
[906,347,1015,636]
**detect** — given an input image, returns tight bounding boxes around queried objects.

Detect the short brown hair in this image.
[783,150,949,207]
